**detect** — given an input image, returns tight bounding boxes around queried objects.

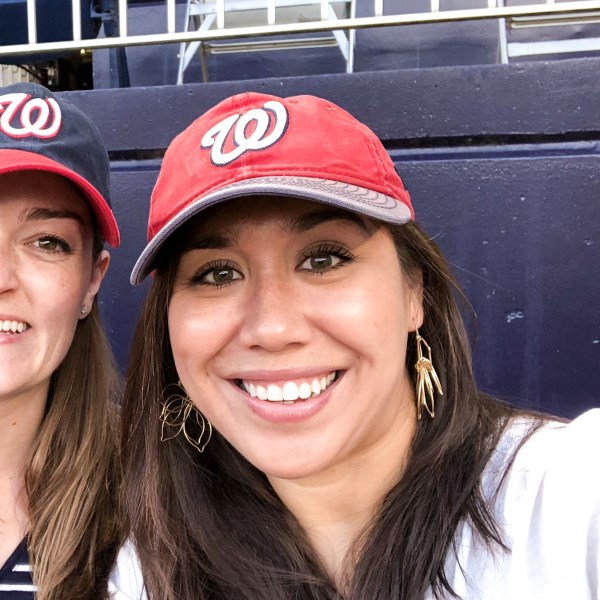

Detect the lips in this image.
[238,371,338,402]
[0,320,30,334]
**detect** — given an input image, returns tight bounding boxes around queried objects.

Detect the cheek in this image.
[168,296,235,374]
[32,269,87,322]
[309,275,409,353]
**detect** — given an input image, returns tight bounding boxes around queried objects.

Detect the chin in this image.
[253,454,333,482]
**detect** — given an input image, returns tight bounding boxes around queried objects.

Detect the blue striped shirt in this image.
[0,540,36,599]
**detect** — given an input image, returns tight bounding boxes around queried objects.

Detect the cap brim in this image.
[130,176,412,285]
[0,149,120,247]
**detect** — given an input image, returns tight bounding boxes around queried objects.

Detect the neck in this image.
[0,384,47,483]
[0,385,47,559]
[268,408,416,587]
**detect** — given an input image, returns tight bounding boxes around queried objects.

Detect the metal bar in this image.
[119,0,128,37]
[206,37,339,52]
[431,0,440,12]
[497,0,507,63]
[71,0,82,41]
[374,0,383,18]
[509,36,600,56]
[167,0,176,33]
[2,1,600,56]
[217,0,225,28]
[26,0,37,44]
[268,0,276,26]
[321,0,328,21]
[510,11,600,27]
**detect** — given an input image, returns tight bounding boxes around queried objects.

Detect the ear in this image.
[79,250,110,320]
[406,269,424,333]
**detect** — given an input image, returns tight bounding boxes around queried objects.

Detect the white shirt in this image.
[439,409,600,599]
[109,410,600,599]
[108,540,146,599]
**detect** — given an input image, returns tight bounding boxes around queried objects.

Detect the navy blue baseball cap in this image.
[0,82,119,246]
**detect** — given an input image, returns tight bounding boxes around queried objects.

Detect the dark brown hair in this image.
[122,217,534,600]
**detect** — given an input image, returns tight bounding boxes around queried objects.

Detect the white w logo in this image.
[201,100,288,166]
[0,93,62,139]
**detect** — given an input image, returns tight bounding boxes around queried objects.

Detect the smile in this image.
[0,320,30,334]
[238,371,339,402]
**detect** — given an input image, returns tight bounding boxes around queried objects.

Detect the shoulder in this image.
[107,540,147,600]
[493,408,600,506]
[446,410,600,599]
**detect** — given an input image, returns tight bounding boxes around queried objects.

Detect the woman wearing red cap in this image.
[0,83,139,599]
[121,92,599,599]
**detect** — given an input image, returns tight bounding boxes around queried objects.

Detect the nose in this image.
[0,242,18,293]
[237,273,311,352]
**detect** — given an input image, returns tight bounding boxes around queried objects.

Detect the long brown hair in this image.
[122,218,533,600]
[24,237,125,599]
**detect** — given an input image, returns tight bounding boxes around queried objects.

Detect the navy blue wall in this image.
[91,0,600,88]
[65,57,600,418]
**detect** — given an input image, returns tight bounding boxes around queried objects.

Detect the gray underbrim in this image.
[130,176,412,285]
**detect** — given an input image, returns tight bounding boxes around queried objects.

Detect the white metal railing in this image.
[1,0,600,60]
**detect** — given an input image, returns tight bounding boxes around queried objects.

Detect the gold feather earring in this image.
[414,329,443,419]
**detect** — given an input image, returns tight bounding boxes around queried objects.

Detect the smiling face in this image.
[0,171,109,410]
[168,196,423,481]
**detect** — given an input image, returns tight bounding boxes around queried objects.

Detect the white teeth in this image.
[282,381,299,401]
[242,371,338,403]
[266,384,283,402]
[256,385,267,400]
[311,379,321,395]
[0,320,28,333]
[298,382,312,399]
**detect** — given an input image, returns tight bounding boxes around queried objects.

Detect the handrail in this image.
[1,0,600,58]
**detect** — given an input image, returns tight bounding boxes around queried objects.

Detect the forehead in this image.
[184,196,374,239]
[0,170,91,222]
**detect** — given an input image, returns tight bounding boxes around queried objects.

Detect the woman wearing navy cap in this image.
[121,92,599,599]
[0,83,139,599]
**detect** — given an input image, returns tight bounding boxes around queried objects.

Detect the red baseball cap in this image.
[131,92,413,284]
[0,83,119,247]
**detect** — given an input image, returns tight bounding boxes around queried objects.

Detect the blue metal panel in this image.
[63,58,600,417]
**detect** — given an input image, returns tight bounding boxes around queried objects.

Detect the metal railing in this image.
[1,0,600,61]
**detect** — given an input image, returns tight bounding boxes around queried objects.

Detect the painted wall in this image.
[65,57,600,418]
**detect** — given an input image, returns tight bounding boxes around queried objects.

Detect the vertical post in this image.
[167,0,176,33]
[119,0,128,37]
[497,0,508,64]
[268,0,276,26]
[217,0,225,29]
[72,0,82,41]
[26,0,37,44]
[321,0,328,21]
[431,0,439,12]
[374,0,383,18]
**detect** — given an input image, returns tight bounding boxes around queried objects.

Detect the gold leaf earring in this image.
[159,381,212,453]
[414,329,443,419]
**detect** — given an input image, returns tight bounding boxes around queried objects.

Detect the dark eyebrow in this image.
[22,207,84,224]
[288,208,371,233]
[184,207,371,251]
[186,233,233,251]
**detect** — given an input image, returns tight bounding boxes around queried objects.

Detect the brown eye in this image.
[299,253,343,273]
[309,255,334,270]
[207,267,239,285]
[192,261,243,287]
[33,236,71,253]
